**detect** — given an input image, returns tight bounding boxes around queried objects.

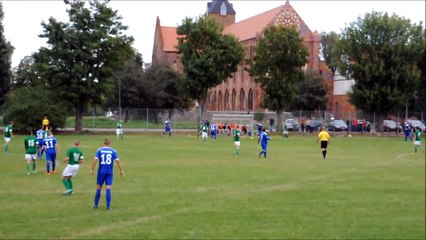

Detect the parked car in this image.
[383,120,398,132]
[407,119,426,132]
[306,119,322,133]
[328,119,348,132]
[283,119,300,131]
[351,119,371,132]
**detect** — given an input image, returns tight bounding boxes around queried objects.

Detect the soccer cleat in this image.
[62,190,73,195]
[46,172,50,175]
[32,170,37,174]
[27,172,30,176]
[51,170,57,174]
[106,207,112,210]
[92,206,98,209]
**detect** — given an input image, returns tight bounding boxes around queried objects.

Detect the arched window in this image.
[231,89,237,110]
[248,89,254,111]
[224,90,230,110]
[239,88,245,110]
[218,91,223,110]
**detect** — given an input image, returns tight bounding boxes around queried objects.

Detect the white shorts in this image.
[116,129,123,135]
[25,154,37,161]
[62,164,80,177]
[202,132,208,138]
[414,141,421,146]
[234,141,240,147]
[4,137,11,143]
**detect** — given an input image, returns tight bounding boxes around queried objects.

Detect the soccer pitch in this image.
[0,133,424,239]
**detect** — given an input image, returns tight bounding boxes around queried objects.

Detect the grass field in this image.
[0,132,424,239]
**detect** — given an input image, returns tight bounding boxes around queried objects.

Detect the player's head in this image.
[47,131,52,136]
[104,138,111,146]
[9,121,13,125]
[27,128,33,135]
[74,140,80,146]
[321,126,326,131]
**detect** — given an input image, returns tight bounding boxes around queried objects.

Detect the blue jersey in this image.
[165,121,171,131]
[95,147,119,175]
[210,124,217,133]
[36,129,46,145]
[259,131,271,147]
[43,136,57,153]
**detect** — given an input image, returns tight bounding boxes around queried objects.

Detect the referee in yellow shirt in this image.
[317,126,330,159]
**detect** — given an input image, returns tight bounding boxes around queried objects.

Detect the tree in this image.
[334,11,425,119]
[290,70,328,111]
[247,25,308,132]
[0,2,14,108]
[320,31,339,75]
[37,0,134,131]
[176,16,244,115]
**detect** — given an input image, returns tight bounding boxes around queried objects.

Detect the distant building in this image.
[152,0,354,114]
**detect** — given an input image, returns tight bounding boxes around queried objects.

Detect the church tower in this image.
[205,0,236,27]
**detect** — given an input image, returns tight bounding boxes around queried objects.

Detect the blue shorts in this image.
[97,173,114,186]
[45,151,56,161]
[261,144,268,151]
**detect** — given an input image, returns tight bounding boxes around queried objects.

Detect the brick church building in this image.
[152,0,355,115]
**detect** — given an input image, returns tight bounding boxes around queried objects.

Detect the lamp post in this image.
[118,76,122,122]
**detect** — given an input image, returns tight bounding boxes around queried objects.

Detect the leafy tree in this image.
[290,71,328,111]
[0,2,14,108]
[320,31,339,75]
[334,11,425,120]
[176,16,244,115]
[37,0,134,131]
[3,53,70,129]
[247,25,308,132]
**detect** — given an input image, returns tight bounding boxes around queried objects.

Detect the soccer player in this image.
[317,126,331,159]
[91,139,124,210]
[62,140,84,195]
[256,122,263,144]
[233,126,242,156]
[258,128,271,158]
[210,122,217,141]
[3,121,14,154]
[162,120,171,137]
[43,131,60,175]
[24,129,38,175]
[413,127,424,154]
[200,123,209,143]
[404,123,413,143]
[36,125,46,160]
[116,120,123,140]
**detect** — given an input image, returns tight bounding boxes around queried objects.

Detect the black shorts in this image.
[320,141,328,149]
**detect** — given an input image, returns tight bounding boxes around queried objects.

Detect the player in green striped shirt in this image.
[3,121,14,154]
[61,140,84,195]
[24,129,38,175]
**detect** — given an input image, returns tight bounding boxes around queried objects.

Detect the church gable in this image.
[271,1,312,37]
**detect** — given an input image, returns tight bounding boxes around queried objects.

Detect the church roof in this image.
[156,0,312,53]
[207,0,236,15]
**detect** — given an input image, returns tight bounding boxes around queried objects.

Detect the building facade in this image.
[152,0,354,115]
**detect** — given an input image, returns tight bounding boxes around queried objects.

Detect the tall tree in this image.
[0,2,14,108]
[334,11,424,120]
[176,16,244,116]
[38,0,134,131]
[247,25,308,132]
[290,70,328,111]
[320,31,339,75]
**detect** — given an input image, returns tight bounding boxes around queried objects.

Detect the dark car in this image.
[383,120,398,132]
[351,119,371,132]
[328,119,348,132]
[306,119,322,133]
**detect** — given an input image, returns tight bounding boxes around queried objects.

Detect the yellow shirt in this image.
[317,130,330,142]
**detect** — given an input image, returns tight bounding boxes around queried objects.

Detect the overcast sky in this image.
[1,0,425,68]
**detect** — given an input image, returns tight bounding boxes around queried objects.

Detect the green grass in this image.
[65,116,198,129]
[0,133,425,239]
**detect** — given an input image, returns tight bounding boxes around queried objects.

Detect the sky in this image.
[1,0,425,68]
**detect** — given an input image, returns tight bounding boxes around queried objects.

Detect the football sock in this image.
[322,150,326,158]
[94,189,101,207]
[46,161,50,172]
[106,189,111,208]
[62,179,69,190]
[236,149,239,156]
[4,144,8,153]
[32,161,36,171]
[26,163,30,173]
[52,160,56,171]
[68,179,73,191]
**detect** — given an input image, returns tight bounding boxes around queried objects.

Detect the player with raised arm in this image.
[91,139,123,210]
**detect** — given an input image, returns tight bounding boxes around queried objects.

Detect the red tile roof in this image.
[160,26,179,52]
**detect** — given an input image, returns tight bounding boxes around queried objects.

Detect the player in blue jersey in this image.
[258,128,271,158]
[36,125,46,160]
[404,122,413,143]
[91,139,124,210]
[162,120,171,137]
[210,122,217,141]
[256,122,263,144]
[42,131,60,175]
